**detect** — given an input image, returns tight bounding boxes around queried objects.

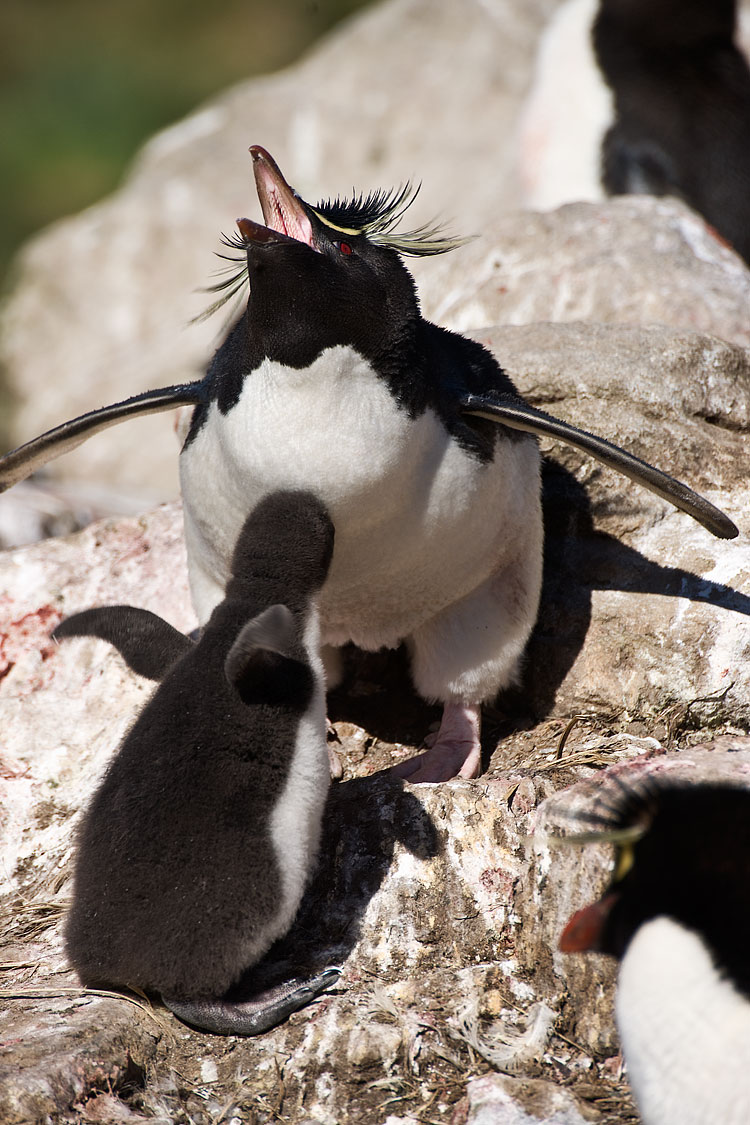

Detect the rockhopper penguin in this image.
[0,146,737,783]
[55,490,339,1036]
[595,0,750,265]
[559,777,750,1124]
[519,0,750,265]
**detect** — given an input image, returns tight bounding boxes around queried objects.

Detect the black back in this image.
[60,490,334,1001]
[593,0,750,264]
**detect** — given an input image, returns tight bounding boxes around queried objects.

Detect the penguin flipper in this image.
[163,967,341,1037]
[459,392,738,540]
[0,382,206,493]
[53,605,194,681]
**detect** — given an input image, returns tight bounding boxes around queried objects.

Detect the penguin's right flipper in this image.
[53,605,194,681]
[0,382,206,493]
[460,392,739,540]
[163,967,341,1037]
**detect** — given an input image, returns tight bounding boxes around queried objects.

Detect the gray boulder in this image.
[423,197,750,349]
[477,321,750,727]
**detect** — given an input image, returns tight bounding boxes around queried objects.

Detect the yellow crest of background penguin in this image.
[0,145,737,783]
[55,490,339,1036]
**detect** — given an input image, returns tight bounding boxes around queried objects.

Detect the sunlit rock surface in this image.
[2,1,750,1121]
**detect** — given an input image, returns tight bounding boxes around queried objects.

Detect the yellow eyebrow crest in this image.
[310,209,362,237]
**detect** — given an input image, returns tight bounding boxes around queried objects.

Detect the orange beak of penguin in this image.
[558,892,619,953]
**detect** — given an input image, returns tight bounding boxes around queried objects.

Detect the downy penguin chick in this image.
[56,489,338,1036]
[0,148,736,784]
[559,778,750,1124]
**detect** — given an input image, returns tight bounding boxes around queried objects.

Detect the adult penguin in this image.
[0,146,737,782]
[518,0,750,265]
[560,776,750,1124]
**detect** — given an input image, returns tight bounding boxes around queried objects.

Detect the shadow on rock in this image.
[325,457,746,754]
[327,646,503,773]
[506,457,748,720]
[227,774,441,999]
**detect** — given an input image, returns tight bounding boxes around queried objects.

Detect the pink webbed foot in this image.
[391,703,481,783]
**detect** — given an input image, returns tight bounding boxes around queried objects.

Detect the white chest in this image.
[180,346,541,644]
[616,917,750,1125]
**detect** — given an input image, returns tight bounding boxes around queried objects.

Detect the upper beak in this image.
[242,145,315,249]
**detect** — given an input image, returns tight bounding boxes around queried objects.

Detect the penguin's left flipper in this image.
[163,967,341,1037]
[460,392,738,540]
[0,382,206,493]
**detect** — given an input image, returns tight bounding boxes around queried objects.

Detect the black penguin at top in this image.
[593,0,750,264]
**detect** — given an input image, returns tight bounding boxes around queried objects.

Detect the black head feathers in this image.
[198,146,470,323]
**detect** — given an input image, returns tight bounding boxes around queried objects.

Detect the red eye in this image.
[337,241,353,255]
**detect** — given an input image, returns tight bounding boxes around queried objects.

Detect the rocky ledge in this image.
[1,1,750,1121]
[1,316,748,1123]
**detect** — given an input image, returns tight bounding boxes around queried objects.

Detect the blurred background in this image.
[0,0,372,298]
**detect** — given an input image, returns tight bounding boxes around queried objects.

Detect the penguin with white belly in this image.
[55,490,339,1035]
[0,145,737,783]
[559,777,750,1124]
